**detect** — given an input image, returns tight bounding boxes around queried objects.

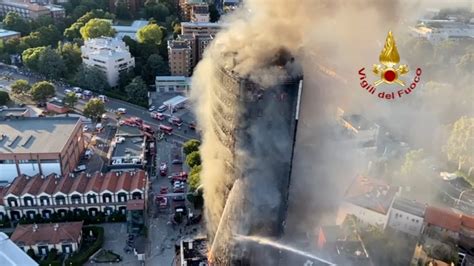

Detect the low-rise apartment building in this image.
[190,4,209,23]
[337,176,400,229]
[181,21,222,35]
[0,0,65,21]
[387,197,426,236]
[0,117,84,183]
[2,170,148,221]
[81,37,135,87]
[11,222,83,256]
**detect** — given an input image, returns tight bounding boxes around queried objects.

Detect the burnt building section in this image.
[176,237,209,265]
[208,50,303,265]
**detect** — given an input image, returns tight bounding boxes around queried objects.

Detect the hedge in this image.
[39,248,61,266]
[64,226,104,266]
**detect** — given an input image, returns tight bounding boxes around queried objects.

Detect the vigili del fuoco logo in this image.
[358,31,423,100]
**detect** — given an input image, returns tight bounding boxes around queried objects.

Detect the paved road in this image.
[0,65,200,142]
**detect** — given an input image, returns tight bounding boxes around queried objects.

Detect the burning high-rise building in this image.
[203,49,303,264]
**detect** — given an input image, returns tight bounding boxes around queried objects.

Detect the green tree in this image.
[137,23,163,45]
[29,81,55,103]
[79,18,115,40]
[141,54,169,84]
[64,10,115,40]
[124,77,148,104]
[186,151,201,168]
[37,48,66,79]
[22,46,47,71]
[73,65,109,92]
[57,42,82,75]
[445,116,474,172]
[2,12,31,35]
[0,91,10,105]
[83,98,106,121]
[209,3,221,22]
[4,37,21,54]
[10,79,30,94]
[183,139,200,155]
[64,92,78,110]
[189,165,202,192]
[144,1,170,22]
[115,0,132,20]
[400,149,424,177]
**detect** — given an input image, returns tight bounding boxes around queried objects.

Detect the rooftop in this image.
[181,237,208,264]
[111,136,144,161]
[4,170,147,197]
[424,206,462,232]
[344,176,399,215]
[392,197,426,217]
[0,107,28,117]
[0,29,19,38]
[181,21,223,28]
[126,199,144,211]
[113,20,148,40]
[0,117,80,154]
[11,222,83,246]
[116,124,143,136]
[168,39,191,49]
[0,232,38,266]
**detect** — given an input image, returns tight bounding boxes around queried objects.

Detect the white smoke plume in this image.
[190,0,473,263]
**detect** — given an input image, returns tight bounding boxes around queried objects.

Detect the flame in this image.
[379,31,400,67]
[207,251,214,264]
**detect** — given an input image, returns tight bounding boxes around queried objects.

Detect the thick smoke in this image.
[190,0,472,264]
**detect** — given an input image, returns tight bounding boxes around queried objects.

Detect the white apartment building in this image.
[387,197,426,236]
[156,76,191,93]
[81,37,135,87]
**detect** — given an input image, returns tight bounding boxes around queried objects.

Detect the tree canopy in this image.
[183,139,201,155]
[29,81,55,103]
[22,47,65,79]
[73,65,109,93]
[445,116,474,171]
[57,42,82,75]
[83,98,106,120]
[64,92,78,110]
[22,46,47,71]
[124,77,148,105]
[186,151,201,168]
[10,79,31,94]
[2,12,31,35]
[80,18,115,40]
[64,10,114,40]
[188,165,202,192]
[0,91,10,105]
[141,54,169,84]
[400,149,424,177]
[137,23,163,45]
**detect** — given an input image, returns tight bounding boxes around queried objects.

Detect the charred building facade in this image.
[208,51,303,265]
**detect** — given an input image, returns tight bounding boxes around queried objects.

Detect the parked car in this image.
[157,105,167,112]
[116,108,127,114]
[75,93,83,99]
[98,95,108,102]
[83,90,92,97]
[159,163,168,176]
[172,159,183,165]
[72,87,82,93]
[150,112,165,120]
[64,89,72,94]
[148,106,156,112]
[168,117,183,127]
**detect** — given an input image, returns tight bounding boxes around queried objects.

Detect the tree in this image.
[83,98,105,121]
[144,1,170,22]
[189,165,202,192]
[79,18,115,40]
[73,65,109,92]
[141,54,169,84]
[137,23,163,45]
[445,116,474,173]
[124,77,148,104]
[183,139,200,155]
[64,10,115,40]
[186,151,201,168]
[57,42,82,75]
[115,0,132,20]
[37,48,66,79]
[209,3,221,22]
[400,149,424,177]
[2,12,31,35]
[10,79,30,94]
[4,37,21,54]
[0,91,10,105]
[29,81,55,103]
[64,92,78,110]
[22,46,47,71]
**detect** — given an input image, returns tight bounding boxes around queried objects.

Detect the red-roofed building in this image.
[11,222,83,256]
[2,171,148,221]
[459,214,474,251]
[423,206,462,241]
[337,176,400,229]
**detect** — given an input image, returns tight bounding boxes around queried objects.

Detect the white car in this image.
[72,87,82,93]
[64,89,72,94]
[116,108,127,114]
[148,106,156,112]
[75,93,83,99]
